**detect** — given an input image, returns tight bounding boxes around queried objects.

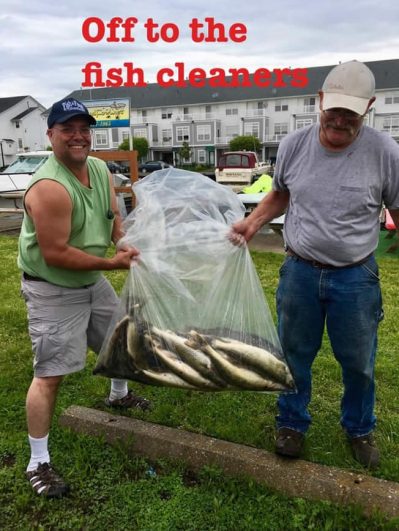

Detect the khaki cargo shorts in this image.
[21,275,119,377]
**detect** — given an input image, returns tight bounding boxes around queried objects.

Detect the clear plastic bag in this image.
[94,168,295,393]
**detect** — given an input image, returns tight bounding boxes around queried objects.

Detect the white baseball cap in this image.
[321,60,375,115]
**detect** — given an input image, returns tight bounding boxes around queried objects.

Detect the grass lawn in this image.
[0,234,398,530]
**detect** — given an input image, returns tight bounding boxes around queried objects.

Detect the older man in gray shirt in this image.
[233,60,399,469]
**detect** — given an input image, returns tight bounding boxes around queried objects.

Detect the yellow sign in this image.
[82,98,130,127]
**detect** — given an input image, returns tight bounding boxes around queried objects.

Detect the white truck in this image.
[215,151,272,192]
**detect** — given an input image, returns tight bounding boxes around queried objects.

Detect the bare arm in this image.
[232,190,290,242]
[388,209,399,230]
[25,180,138,271]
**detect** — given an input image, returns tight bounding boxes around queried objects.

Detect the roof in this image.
[67,59,399,109]
[11,107,37,121]
[0,96,28,114]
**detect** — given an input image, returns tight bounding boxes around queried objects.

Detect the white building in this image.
[63,59,399,166]
[0,96,47,168]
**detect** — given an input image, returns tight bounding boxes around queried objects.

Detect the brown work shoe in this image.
[105,390,152,411]
[26,462,70,498]
[275,427,305,458]
[349,434,380,469]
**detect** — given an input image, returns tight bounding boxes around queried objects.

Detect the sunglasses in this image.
[322,109,364,121]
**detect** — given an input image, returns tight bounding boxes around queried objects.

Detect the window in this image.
[94,130,108,146]
[177,126,190,142]
[225,108,238,115]
[275,101,288,112]
[196,125,211,141]
[385,96,399,104]
[122,131,130,141]
[205,105,212,118]
[295,118,313,129]
[383,116,399,133]
[134,128,147,138]
[225,125,239,139]
[18,138,23,149]
[274,123,288,139]
[303,97,316,113]
[198,149,206,163]
[254,101,267,115]
[162,129,172,143]
[15,121,20,129]
[5,153,50,173]
[161,108,173,119]
[244,122,260,138]
[218,153,251,168]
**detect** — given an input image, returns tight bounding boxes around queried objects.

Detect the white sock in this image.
[109,379,128,401]
[27,434,50,472]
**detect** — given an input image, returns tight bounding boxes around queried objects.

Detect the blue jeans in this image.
[276,254,383,438]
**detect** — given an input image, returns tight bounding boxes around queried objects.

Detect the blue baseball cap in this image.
[47,97,96,128]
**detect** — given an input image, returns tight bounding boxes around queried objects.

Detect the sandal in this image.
[26,462,70,498]
[105,390,152,411]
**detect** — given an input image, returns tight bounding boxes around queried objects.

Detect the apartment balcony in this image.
[243,109,268,118]
[214,136,240,145]
[150,139,173,147]
[174,113,218,122]
[377,128,399,138]
[302,105,316,113]
[265,133,288,142]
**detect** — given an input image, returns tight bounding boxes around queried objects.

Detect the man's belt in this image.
[286,248,372,269]
[23,272,46,282]
[23,272,95,288]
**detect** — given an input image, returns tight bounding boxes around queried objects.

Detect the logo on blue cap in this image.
[47,98,96,128]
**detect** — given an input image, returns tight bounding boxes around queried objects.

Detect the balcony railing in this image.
[378,128,399,137]
[214,136,239,145]
[302,105,316,113]
[265,133,288,142]
[151,139,173,147]
[174,113,218,122]
[243,109,268,118]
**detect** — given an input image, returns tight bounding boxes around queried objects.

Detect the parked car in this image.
[106,161,127,174]
[138,161,171,175]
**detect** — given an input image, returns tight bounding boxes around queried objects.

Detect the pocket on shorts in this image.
[361,260,380,281]
[29,322,62,363]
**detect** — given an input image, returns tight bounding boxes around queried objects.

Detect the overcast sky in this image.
[1,0,398,108]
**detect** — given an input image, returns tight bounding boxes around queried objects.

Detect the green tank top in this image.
[18,155,114,288]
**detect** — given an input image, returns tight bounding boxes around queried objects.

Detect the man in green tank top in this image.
[19,97,151,498]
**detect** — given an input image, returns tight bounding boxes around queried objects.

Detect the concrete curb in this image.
[59,405,399,518]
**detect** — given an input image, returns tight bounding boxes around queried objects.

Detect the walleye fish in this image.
[126,318,149,369]
[150,326,226,387]
[145,335,221,390]
[211,337,294,388]
[139,368,197,389]
[93,315,135,378]
[188,331,287,391]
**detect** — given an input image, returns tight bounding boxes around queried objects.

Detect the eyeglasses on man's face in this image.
[322,109,364,121]
[52,126,92,137]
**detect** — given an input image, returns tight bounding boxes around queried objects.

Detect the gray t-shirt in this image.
[273,124,399,266]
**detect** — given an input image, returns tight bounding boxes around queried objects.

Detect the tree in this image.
[178,141,192,164]
[118,137,149,161]
[118,138,130,151]
[229,135,261,152]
